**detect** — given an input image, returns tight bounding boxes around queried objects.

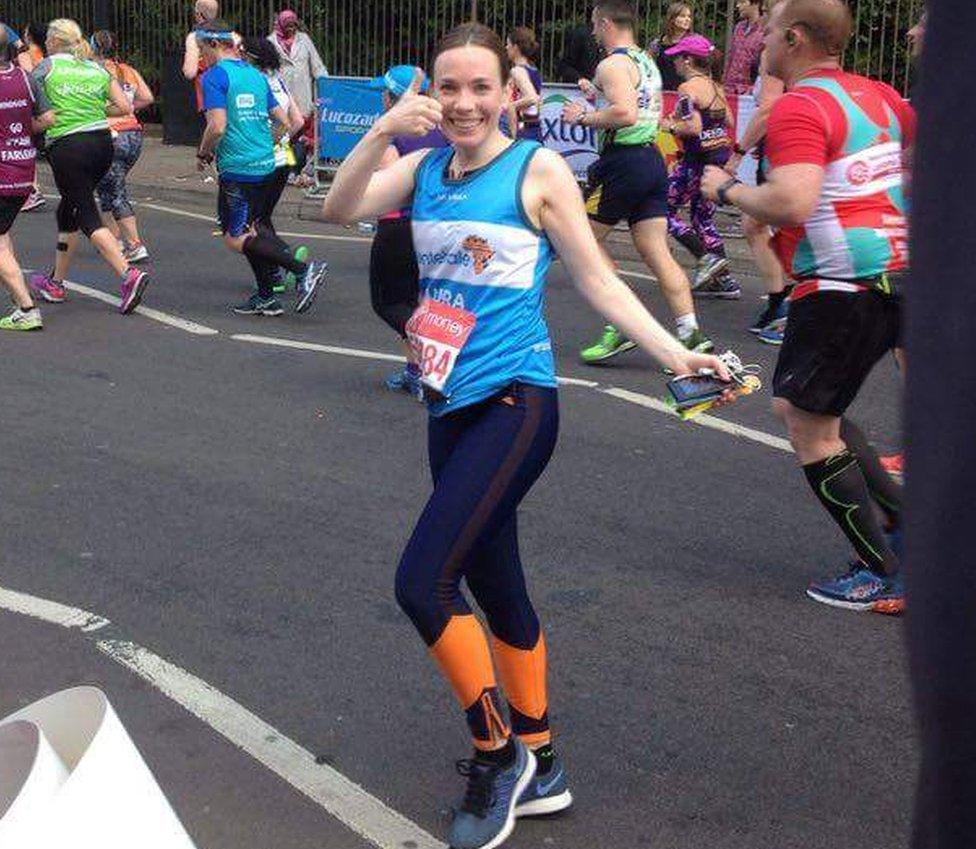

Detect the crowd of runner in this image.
[0,2,915,847]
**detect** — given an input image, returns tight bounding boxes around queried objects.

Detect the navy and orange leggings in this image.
[395,383,559,751]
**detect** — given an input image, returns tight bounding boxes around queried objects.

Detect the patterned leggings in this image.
[96,130,143,221]
[667,156,726,258]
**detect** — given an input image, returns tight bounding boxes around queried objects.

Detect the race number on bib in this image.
[405,298,477,394]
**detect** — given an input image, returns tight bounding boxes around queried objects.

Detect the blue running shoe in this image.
[749,296,789,334]
[232,293,284,316]
[515,754,572,817]
[448,739,536,849]
[806,564,904,614]
[295,260,327,314]
[385,365,424,401]
[758,324,785,345]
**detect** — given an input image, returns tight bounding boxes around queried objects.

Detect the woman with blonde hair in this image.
[648,1,694,91]
[28,19,149,314]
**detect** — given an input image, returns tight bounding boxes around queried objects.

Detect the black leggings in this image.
[47,130,114,238]
[245,168,293,297]
[369,217,419,338]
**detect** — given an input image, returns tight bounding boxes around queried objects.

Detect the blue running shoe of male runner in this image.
[295,260,327,314]
[758,324,785,345]
[749,296,789,334]
[806,563,904,614]
[448,739,536,849]
[515,754,573,817]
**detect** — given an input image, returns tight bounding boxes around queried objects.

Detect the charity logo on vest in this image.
[461,235,494,275]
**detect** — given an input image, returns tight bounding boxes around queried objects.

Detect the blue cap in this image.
[366,65,428,97]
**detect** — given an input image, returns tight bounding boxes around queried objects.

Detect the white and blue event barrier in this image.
[314,77,757,186]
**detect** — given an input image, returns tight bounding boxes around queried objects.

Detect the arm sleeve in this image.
[766,93,831,168]
[266,79,278,112]
[26,71,52,114]
[201,65,229,111]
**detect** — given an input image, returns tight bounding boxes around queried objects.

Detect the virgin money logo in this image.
[847,160,871,185]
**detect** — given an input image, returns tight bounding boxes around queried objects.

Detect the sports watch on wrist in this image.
[717,177,742,206]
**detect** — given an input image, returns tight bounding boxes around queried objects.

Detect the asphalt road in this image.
[0,195,911,849]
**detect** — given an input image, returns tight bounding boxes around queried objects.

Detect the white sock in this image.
[675,312,699,341]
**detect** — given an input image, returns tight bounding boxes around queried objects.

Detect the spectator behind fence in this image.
[555,23,600,85]
[267,8,327,168]
[648,2,695,92]
[724,0,765,94]
[183,0,220,125]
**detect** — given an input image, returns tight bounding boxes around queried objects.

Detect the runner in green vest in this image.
[561,0,712,363]
[28,18,150,314]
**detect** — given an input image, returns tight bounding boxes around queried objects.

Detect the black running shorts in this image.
[584,143,669,226]
[773,289,901,416]
[0,194,26,235]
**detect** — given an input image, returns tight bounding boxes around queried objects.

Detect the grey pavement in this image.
[1,193,910,849]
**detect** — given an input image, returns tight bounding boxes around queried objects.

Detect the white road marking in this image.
[600,386,794,453]
[0,586,110,632]
[63,281,220,336]
[278,229,372,244]
[619,269,658,282]
[232,333,404,363]
[38,199,793,455]
[97,640,446,849]
[556,376,600,388]
[0,584,445,849]
[137,201,372,243]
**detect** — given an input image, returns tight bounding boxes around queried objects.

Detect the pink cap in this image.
[664,34,715,58]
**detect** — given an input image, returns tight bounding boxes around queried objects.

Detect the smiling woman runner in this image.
[322,22,731,849]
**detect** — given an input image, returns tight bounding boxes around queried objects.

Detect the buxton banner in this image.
[316,78,758,184]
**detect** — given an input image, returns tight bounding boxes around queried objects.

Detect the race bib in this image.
[405,297,477,394]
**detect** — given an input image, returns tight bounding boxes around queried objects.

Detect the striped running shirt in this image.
[765,68,915,299]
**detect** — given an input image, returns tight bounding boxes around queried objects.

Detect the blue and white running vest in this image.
[409,141,557,415]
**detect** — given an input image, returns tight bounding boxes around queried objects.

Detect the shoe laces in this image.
[455,758,498,818]
[716,350,762,386]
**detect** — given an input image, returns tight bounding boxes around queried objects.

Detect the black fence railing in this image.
[12,0,923,98]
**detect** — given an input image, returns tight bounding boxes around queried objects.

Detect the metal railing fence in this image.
[11,0,923,96]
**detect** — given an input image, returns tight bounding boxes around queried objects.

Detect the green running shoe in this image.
[580,324,637,364]
[280,244,309,292]
[682,328,714,353]
[0,307,43,331]
[663,327,715,374]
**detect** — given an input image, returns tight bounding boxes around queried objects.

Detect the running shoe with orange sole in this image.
[806,563,904,614]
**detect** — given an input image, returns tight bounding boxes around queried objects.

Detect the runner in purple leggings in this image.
[661,34,740,299]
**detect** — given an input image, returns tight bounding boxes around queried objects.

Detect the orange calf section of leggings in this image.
[430,614,510,749]
[492,632,551,746]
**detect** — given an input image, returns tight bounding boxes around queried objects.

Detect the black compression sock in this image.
[475,738,516,768]
[803,450,898,576]
[840,418,902,527]
[242,233,307,275]
[533,743,555,775]
[674,231,705,259]
[768,287,789,311]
